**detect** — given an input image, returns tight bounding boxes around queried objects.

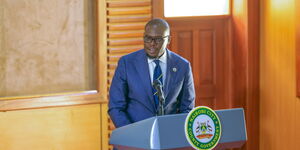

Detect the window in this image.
[164,0,230,17]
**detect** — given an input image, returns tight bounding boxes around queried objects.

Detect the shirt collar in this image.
[147,50,167,64]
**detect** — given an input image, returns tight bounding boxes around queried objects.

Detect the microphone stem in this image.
[153,79,165,116]
[158,95,165,116]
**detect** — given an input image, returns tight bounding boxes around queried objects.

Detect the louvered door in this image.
[106,0,152,149]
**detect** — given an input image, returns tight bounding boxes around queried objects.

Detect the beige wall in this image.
[0,1,105,150]
[0,104,101,150]
[260,0,300,149]
[0,0,96,97]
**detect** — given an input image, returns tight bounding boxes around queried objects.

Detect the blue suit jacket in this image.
[108,49,195,128]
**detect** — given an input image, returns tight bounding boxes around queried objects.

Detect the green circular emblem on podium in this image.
[184,106,222,150]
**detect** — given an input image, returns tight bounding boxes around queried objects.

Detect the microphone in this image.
[153,79,165,116]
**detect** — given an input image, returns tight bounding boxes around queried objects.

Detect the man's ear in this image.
[167,36,171,44]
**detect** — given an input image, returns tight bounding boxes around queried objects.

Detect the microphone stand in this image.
[153,80,165,116]
[157,91,165,116]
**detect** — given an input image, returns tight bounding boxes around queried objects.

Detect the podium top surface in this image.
[110,108,247,149]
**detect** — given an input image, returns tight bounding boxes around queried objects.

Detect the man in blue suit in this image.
[108,18,195,128]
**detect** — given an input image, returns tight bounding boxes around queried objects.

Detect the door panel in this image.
[167,19,229,109]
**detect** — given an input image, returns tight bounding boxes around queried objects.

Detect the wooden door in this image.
[167,18,231,109]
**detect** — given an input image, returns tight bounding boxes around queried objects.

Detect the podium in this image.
[110,108,247,150]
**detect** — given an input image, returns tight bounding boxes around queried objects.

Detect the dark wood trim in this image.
[152,0,164,18]
[231,0,260,149]
[246,0,260,150]
[0,91,106,112]
[296,0,300,97]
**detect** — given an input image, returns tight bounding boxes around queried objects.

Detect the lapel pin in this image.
[172,67,177,72]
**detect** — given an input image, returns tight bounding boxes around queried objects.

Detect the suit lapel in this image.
[164,50,179,100]
[134,50,156,113]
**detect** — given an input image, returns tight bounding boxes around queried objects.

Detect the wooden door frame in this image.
[228,0,260,150]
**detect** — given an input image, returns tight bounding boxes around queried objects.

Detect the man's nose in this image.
[150,39,156,45]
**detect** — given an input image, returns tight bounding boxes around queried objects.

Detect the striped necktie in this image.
[153,60,163,107]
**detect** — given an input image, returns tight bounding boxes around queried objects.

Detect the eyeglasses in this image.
[143,35,169,44]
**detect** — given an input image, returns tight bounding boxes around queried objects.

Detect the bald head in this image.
[145,18,170,36]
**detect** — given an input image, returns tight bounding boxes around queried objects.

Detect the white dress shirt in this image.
[147,51,167,85]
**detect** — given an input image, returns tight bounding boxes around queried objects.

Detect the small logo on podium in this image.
[185,106,222,150]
